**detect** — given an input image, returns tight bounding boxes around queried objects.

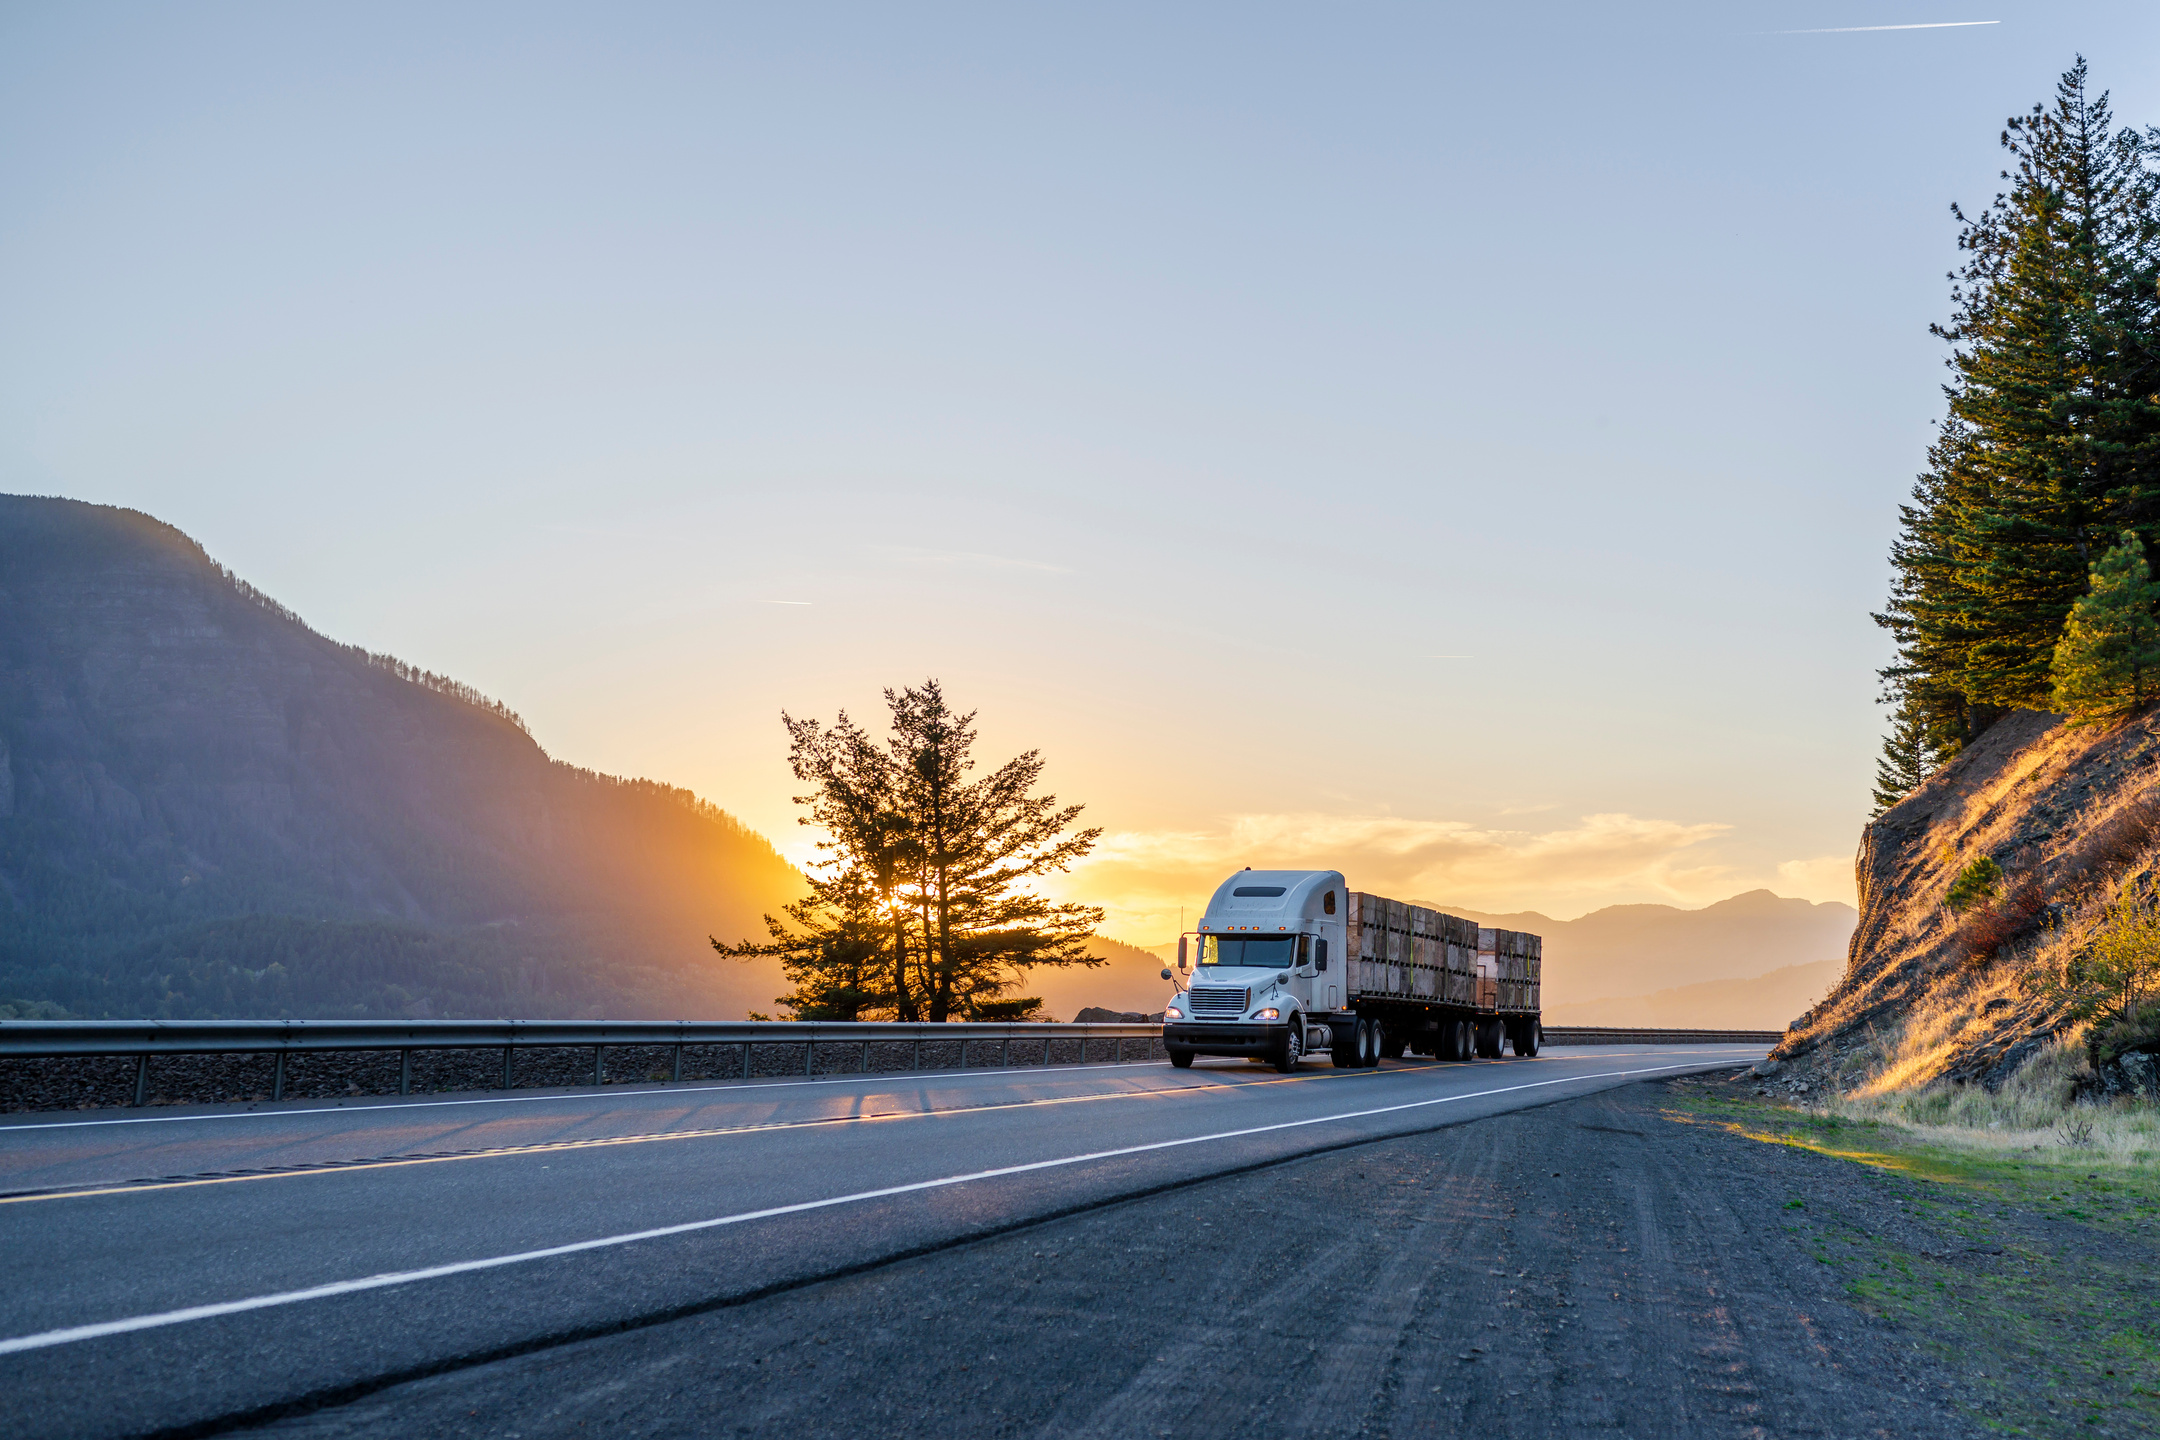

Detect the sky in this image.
[6,2,2159,943]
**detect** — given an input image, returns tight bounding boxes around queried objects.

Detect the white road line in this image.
[0,1047,1759,1135]
[0,1059,1721,1356]
[0,1059,1166,1133]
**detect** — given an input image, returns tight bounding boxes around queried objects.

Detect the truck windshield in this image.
[1199,936,1297,970]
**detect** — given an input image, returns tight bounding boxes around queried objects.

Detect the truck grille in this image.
[1186,986,1249,1018]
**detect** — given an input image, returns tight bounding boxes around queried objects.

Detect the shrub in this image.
[1946,855,2005,913]
[1957,878,2049,964]
[2088,1001,2160,1069]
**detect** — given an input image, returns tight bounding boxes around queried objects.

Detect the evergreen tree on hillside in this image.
[1876,60,2160,769]
[1870,699,1935,816]
[2050,530,2160,721]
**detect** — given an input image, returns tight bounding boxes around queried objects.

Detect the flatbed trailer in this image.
[1160,869,1542,1071]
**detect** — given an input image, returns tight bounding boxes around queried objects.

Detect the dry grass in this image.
[1822,1026,2160,1170]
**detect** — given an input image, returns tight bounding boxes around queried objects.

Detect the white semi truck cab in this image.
[1160,868,1542,1071]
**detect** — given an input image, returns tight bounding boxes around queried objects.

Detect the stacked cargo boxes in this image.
[1476,927,1543,1015]
[1355,895,1501,1009]
[1442,914,1477,1007]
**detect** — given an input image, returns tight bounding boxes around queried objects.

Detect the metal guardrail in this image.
[1542,1026,1783,1045]
[0,1019,1778,1111]
[0,1019,1166,1107]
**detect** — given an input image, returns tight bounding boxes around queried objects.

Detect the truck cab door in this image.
[1292,933,1319,1013]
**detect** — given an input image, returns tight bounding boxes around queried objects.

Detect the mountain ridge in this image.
[0,494,804,1019]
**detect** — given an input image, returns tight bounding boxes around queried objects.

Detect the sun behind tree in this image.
[714,680,1105,1022]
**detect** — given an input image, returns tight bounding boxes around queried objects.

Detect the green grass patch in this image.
[1667,1086,2160,1435]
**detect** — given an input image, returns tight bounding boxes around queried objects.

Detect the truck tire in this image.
[1169,1048,1194,1069]
[1513,1021,1540,1057]
[1357,1017,1380,1067]
[1380,1030,1406,1060]
[1330,1023,1358,1068]
[1274,1024,1303,1074]
[1477,1020,1502,1059]
[1456,1018,1476,1061]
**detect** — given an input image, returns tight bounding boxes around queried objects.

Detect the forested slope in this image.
[0,495,802,1019]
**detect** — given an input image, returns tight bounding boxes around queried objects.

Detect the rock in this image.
[1072,1007,1163,1024]
[1751,1059,1781,1078]
[2118,1050,2158,1096]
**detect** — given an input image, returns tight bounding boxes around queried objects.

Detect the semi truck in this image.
[1159,869,1542,1072]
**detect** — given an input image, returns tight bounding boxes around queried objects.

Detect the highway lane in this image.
[0,1044,1763,1439]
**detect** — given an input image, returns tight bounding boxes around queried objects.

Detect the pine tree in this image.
[1871,698,1935,816]
[1875,59,2160,742]
[2050,530,2160,720]
[884,681,1105,1022]
[716,680,1105,1022]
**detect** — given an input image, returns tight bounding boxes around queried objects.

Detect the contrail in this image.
[1776,19,1998,33]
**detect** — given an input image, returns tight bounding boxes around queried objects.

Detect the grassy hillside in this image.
[0,495,803,1019]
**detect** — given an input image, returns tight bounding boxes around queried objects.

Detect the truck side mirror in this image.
[1177,936,1190,971]
[1315,938,1328,973]
[1160,967,1173,981]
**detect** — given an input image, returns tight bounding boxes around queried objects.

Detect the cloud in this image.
[1775,20,1998,34]
[1048,810,1736,941]
[1774,854,1858,908]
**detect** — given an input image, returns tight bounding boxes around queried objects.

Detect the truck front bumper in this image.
[1164,1021,1284,1056]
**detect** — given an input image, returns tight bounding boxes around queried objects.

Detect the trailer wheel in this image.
[1456,1018,1475,1061]
[1513,1022,1540,1057]
[1169,1048,1194,1069]
[1357,1017,1380,1067]
[1274,1024,1303,1074]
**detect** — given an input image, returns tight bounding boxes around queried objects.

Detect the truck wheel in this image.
[1274,1025,1303,1074]
[1456,1018,1475,1061]
[1169,1048,1194,1069]
[1330,1023,1358,1067]
[1354,1017,1376,1067]
[1514,1022,1540,1057]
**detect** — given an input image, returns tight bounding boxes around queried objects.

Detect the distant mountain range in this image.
[1441,889,1856,1018]
[0,495,804,1020]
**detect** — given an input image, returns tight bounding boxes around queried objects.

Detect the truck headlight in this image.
[1164,1005,1184,1020]
[1254,1006,1280,1020]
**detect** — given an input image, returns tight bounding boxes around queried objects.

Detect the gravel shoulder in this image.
[247,1076,2000,1440]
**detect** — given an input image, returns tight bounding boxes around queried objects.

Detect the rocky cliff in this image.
[0,495,803,1019]
[1777,707,2160,1089]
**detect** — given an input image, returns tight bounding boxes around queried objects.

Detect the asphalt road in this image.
[0,1044,1762,1439]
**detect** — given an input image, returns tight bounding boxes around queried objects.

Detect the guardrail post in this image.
[671,1042,682,1083]
[742,1042,751,1080]
[593,1046,603,1087]
[1042,1037,1050,1066]
[913,1038,921,1071]
[399,1050,411,1095]
[132,1054,148,1107]
[272,1051,285,1102]
[805,1041,814,1076]
[502,1045,513,1090]
[1001,1037,1009,1068]
[861,1039,869,1074]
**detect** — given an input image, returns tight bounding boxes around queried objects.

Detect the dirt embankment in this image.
[1779,707,2160,1087]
